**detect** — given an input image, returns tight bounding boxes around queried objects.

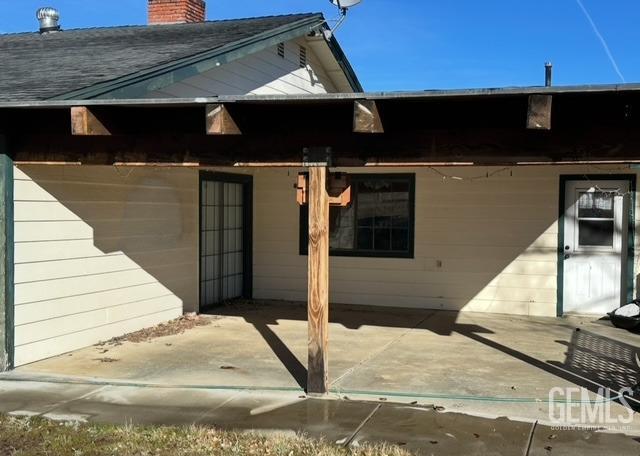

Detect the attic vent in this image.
[36,7,60,33]
[299,46,307,68]
[277,42,285,59]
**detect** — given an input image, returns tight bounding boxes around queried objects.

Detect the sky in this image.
[0,0,638,91]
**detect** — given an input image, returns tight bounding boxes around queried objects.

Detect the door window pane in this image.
[579,220,614,247]
[578,192,614,218]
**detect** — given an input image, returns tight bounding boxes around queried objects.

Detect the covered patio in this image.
[2,84,640,400]
[12,302,640,428]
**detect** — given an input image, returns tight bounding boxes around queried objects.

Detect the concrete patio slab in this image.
[352,403,533,455]
[10,303,640,431]
[0,380,103,416]
[199,394,380,444]
[43,385,244,425]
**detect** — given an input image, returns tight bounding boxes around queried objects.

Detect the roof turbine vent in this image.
[36,7,61,34]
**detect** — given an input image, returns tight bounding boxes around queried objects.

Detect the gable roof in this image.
[0,13,362,101]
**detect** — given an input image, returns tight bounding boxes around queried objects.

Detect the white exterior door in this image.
[563,180,629,314]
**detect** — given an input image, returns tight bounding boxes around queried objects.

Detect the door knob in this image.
[564,253,571,260]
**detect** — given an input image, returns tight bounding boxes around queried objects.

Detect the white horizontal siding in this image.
[250,166,640,317]
[14,308,180,367]
[148,39,337,98]
[13,165,198,366]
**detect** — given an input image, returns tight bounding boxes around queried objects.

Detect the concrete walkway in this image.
[1,377,639,455]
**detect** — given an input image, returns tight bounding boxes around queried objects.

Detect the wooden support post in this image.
[205,104,241,135]
[0,136,13,371]
[353,100,384,134]
[526,94,553,130]
[307,166,330,395]
[70,106,111,136]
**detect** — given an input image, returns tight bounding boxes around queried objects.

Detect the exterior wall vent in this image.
[299,46,307,68]
[277,42,285,59]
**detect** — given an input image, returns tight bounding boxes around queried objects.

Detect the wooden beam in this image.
[12,120,640,166]
[205,104,241,135]
[70,106,111,136]
[234,162,304,167]
[353,100,384,134]
[307,166,330,395]
[527,94,553,130]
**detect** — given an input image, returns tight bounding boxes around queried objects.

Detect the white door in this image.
[563,180,629,314]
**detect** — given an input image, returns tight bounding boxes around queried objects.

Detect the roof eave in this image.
[321,25,363,92]
[2,82,640,109]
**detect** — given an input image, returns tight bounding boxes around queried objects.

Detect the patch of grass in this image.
[0,415,413,456]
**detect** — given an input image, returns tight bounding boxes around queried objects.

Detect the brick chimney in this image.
[148,0,206,25]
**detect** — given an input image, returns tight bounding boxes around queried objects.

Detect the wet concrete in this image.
[47,385,241,426]
[12,303,640,431]
[353,404,533,455]
[200,396,379,443]
[1,378,639,455]
[529,423,640,456]
[0,380,100,416]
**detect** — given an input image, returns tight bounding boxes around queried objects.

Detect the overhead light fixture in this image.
[324,0,363,40]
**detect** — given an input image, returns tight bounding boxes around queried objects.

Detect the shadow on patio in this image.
[210,301,640,410]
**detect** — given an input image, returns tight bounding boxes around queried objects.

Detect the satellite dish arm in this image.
[333,8,348,33]
[325,0,361,39]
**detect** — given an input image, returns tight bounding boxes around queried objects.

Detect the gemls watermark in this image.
[548,386,635,431]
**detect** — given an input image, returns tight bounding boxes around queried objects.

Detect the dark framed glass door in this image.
[199,172,252,309]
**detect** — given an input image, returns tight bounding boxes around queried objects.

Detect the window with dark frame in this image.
[299,174,415,258]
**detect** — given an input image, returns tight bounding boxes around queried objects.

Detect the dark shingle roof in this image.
[0,13,322,101]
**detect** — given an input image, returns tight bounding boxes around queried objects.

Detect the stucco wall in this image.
[13,165,198,366]
[251,166,640,317]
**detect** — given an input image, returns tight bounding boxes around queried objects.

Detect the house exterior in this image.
[0,0,360,368]
[1,2,639,396]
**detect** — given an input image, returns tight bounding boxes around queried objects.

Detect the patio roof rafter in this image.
[2,87,640,167]
[70,106,112,136]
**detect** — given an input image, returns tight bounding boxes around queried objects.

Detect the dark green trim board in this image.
[557,174,636,317]
[198,171,253,311]
[0,136,13,371]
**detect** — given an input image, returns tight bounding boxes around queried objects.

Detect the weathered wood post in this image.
[0,135,13,372]
[305,148,330,395]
